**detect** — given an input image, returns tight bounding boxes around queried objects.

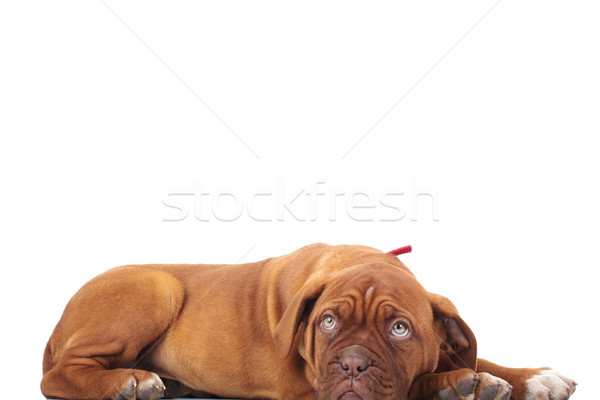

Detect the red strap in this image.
[386,245,412,256]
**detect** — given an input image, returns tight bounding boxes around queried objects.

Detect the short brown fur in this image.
[41,243,574,400]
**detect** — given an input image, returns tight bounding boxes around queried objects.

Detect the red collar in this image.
[386,245,412,256]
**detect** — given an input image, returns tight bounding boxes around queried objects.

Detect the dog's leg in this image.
[409,368,479,400]
[409,356,576,400]
[475,359,576,400]
[42,363,165,400]
[41,267,184,400]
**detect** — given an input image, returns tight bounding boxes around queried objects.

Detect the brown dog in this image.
[41,244,576,400]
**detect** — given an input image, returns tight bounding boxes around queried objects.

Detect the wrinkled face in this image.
[303,266,442,400]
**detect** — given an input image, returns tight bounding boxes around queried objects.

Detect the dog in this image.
[41,243,576,400]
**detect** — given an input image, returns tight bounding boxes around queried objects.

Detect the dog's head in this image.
[274,259,476,400]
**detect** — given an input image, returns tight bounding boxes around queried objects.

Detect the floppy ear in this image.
[429,292,477,370]
[273,276,326,360]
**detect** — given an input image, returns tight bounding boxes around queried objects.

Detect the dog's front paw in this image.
[437,369,480,400]
[114,372,166,400]
[435,371,513,400]
[475,373,512,400]
[523,369,576,400]
[409,369,515,400]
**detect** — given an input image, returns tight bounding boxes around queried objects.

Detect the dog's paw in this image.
[114,372,165,400]
[475,373,512,400]
[136,372,165,400]
[523,369,576,400]
[437,370,479,400]
[114,376,137,400]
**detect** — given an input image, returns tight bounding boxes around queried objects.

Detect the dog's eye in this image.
[391,322,409,337]
[321,315,336,330]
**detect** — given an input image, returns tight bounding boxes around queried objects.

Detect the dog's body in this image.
[41,244,576,400]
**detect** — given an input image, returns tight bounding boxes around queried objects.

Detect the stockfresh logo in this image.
[162,180,439,223]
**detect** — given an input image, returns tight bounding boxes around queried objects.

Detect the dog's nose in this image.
[339,349,369,378]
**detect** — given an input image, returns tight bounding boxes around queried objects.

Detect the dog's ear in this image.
[429,292,477,370]
[273,276,326,360]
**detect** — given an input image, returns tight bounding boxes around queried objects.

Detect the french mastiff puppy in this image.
[41,244,576,400]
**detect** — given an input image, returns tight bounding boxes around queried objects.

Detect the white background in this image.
[1,1,598,398]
